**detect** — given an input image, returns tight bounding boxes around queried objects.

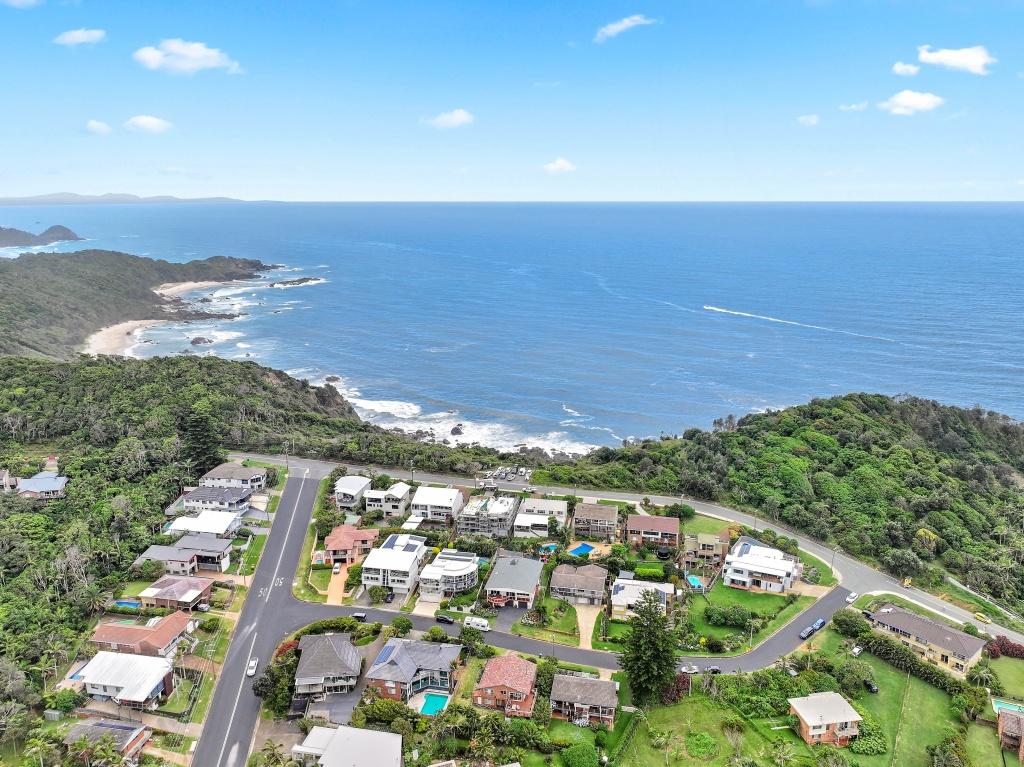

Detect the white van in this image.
[463,616,491,632]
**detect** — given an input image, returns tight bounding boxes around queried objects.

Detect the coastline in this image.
[82,319,165,357]
[153,280,227,298]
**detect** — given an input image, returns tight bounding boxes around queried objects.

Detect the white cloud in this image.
[594,14,656,43]
[797,114,820,127]
[124,115,173,133]
[85,119,111,135]
[542,157,576,174]
[838,101,868,112]
[0,0,42,7]
[54,28,106,46]
[918,44,996,75]
[133,39,241,75]
[892,61,920,76]
[425,108,474,129]
[878,90,944,116]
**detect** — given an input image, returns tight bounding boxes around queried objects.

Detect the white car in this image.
[851,646,864,657]
[332,563,342,575]
[246,657,259,677]
[679,664,699,674]
[845,592,859,604]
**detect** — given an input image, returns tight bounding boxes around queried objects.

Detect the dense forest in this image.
[536,394,1024,612]
[0,249,270,357]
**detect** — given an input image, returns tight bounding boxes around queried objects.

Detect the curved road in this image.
[193,453,1020,766]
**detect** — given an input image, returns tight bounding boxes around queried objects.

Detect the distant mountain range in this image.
[0,193,243,206]
[0,225,82,247]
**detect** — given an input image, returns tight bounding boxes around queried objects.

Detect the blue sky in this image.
[1,0,1021,201]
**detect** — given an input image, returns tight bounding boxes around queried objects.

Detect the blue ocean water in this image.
[2,202,1022,454]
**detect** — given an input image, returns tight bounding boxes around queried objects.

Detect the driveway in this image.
[575,604,603,650]
[493,607,526,632]
[326,567,347,605]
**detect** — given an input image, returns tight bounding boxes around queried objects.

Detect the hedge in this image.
[856,632,966,696]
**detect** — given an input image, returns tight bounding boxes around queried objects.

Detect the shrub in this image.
[849,704,886,755]
[989,635,1024,660]
[685,731,719,759]
[200,616,222,633]
[831,609,870,639]
[561,743,599,767]
[368,585,389,604]
[660,672,692,705]
[45,689,83,713]
[391,616,413,636]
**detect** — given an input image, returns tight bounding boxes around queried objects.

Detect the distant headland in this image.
[0,192,243,206]
[0,224,82,247]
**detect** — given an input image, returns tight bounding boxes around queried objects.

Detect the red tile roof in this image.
[626,514,678,534]
[324,524,380,551]
[476,654,537,695]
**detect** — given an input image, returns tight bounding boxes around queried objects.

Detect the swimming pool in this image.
[686,575,703,589]
[993,698,1024,715]
[114,599,142,609]
[568,543,594,557]
[539,543,558,553]
[420,693,450,716]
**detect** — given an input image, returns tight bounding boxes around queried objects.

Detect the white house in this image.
[77,652,174,710]
[361,533,428,595]
[418,549,480,602]
[182,486,252,515]
[512,511,552,538]
[456,495,518,538]
[364,482,412,517]
[167,509,241,539]
[722,537,802,593]
[610,576,676,620]
[519,497,568,527]
[333,476,371,509]
[200,462,267,491]
[409,486,464,522]
[292,725,402,767]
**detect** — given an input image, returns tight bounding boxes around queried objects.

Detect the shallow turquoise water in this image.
[420,692,449,716]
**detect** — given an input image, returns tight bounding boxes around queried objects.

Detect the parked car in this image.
[704,665,722,674]
[679,664,699,674]
[332,563,342,575]
[352,612,367,622]
[464,616,491,631]
[384,591,395,603]
[851,645,864,657]
[861,610,873,619]
[524,486,537,493]
[864,679,879,693]
[812,618,826,631]
[435,614,456,625]
[845,592,859,603]
[246,657,259,677]
[196,603,210,613]
[799,626,814,640]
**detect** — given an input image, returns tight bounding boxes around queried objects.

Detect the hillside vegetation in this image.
[536,394,1024,613]
[0,249,270,358]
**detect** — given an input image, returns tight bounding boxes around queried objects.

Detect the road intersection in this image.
[192,453,1022,766]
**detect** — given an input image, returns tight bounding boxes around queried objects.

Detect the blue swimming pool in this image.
[993,698,1024,715]
[114,598,142,609]
[568,543,594,556]
[539,543,558,553]
[420,693,450,716]
[686,575,703,589]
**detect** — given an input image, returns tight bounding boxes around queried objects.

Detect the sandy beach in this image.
[81,319,166,357]
[153,280,226,298]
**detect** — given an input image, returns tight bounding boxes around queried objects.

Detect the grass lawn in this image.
[612,671,632,706]
[267,494,281,514]
[194,626,231,664]
[797,549,837,586]
[454,655,487,704]
[121,580,151,597]
[242,459,289,491]
[993,656,1024,699]
[687,582,813,651]
[930,577,1024,632]
[548,719,597,747]
[967,722,1019,766]
[157,678,195,715]
[226,585,247,613]
[309,568,332,592]
[681,513,733,537]
[512,596,579,646]
[293,520,327,603]
[592,617,631,652]
[239,534,266,573]
[190,672,215,723]
[152,732,196,754]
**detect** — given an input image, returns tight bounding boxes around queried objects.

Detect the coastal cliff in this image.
[0,224,81,247]
[0,249,273,359]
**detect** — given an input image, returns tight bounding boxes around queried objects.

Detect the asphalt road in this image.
[194,452,1022,765]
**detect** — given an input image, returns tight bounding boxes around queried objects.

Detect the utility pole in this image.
[409,460,415,485]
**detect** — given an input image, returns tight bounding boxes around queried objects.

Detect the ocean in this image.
[2,202,1023,454]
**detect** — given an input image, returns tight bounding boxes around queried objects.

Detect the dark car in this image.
[799,626,814,640]
[864,679,879,693]
[384,591,395,603]
[812,618,826,631]
[435,614,456,624]
[656,546,671,560]
[704,665,721,674]
[352,612,367,623]
[861,610,874,620]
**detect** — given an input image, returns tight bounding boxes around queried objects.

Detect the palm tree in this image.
[771,739,797,767]
[258,739,288,766]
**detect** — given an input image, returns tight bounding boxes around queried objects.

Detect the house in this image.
[292,725,403,767]
[182,485,253,515]
[361,533,428,595]
[409,486,464,523]
[571,503,619,541]
[519,497,568,527]
[549,564,608,605]
[722,536,802,593]
[16,470,68,500]
[512,511,553,538]
[364,482,412,517]
[366,638,462,702]
[167,509,241,538]
[133,536,234,575]
[90,611,196,657]
[334,476,371,509]
[867,603,986,677]
[610,575,676,620]
[419,549,480,602]
[625,514,680,548]
[139,574,215,610]
[315,524,380,565]
[485,552,544,609]
[456,495,518,538]
[998,709,1024,762]
[682,532,730,570]
[62,719,150,760]
[294,634,361,700]
[200,462,267,490]
[788,692,862,747]
[549,675,617,727]
[473,654,537,717]
[77,651,174,709]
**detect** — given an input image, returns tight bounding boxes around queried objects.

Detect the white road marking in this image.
[265,468,308,603]
[215,630,259,767]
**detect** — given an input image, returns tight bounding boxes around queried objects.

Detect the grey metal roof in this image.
[17,471,68,494]
[550,674,618,708]
[367,638,462,684]
[63,719,147,750]
[296,634,360,682]
[486,553,543,595]
[134,545,196,565]
[184,485,252,503]
[175,534,233,554]
[550,564,608,593]
[872,604,987,658]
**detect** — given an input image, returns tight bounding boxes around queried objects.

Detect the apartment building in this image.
[456,495,518,538]
[360,533,428,595]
